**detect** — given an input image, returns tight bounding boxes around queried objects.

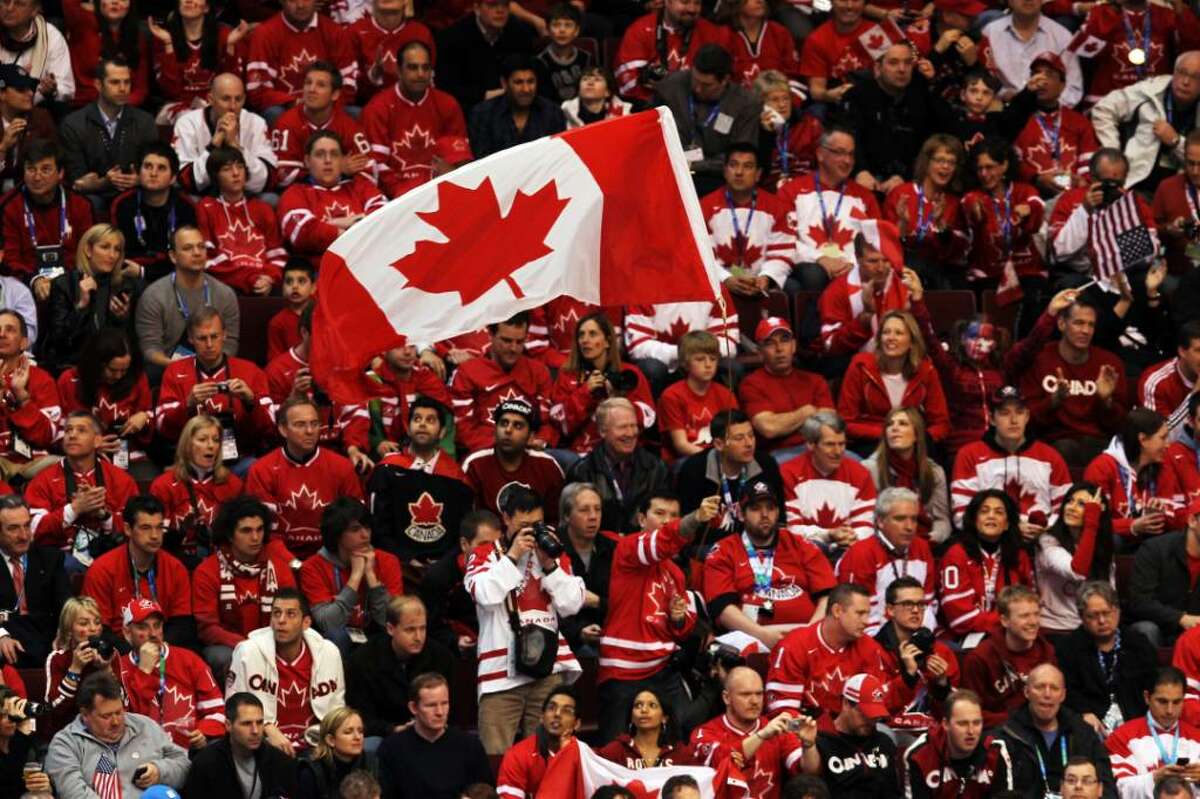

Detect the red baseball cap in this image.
[122,598,164,626]
[843,673,890,720]
[755,316,793,344]
[935,0,988,16]
[1030,51,1067,79]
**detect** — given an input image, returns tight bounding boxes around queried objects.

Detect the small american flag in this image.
[92,749,122,799]
[1088,190,1157,282]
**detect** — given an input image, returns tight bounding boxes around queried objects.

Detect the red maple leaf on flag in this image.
[408,492,444,525]
[866,32,885,49]
[391,177,570,305]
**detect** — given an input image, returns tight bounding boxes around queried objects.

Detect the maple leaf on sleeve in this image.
[391,177,570,305]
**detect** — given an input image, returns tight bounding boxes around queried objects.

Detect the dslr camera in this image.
[87,634,116,660]
[640,62,669,84]
[6,699,48,721]
[1098,179,1124,208]
[909,626,936,667]
[531,522,563,558]
[696,641,745,674]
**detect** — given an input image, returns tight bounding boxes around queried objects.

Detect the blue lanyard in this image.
[133,190,177,249]
[1115,461,1154,517]
[741,532,774,594]
[989,184,1013,253]
[130,551,158,601]
[22,187,67,249]
[171,273,210,321]
[1122,9,1152,78]
[914,183,935,242]
[814,175,847,241]
[1149,714,1181,765]
[1098,631,1121,687]
[1034,734,1068,788]
[1034,111,1063,162]
[725,188,758,263]
[778,123,790,177]
[687,95,720,132]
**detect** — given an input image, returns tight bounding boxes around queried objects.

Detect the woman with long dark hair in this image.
[1037,482,1116,634]
[549,311,654,455]
[56,329,154,481]
[937,489,1033,640]
[595,688,707,769]
[63,0,152,107]
[862,407,951,544]
[146,0,247,124]
[1084,407,1195,539]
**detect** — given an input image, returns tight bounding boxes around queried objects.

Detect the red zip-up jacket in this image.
[837,352,951,443]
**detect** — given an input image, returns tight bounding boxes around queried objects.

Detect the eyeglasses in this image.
[889,600,929,610]
[820,145,855,159]
[1062,776,1099,787]
[1082,609,1116,622]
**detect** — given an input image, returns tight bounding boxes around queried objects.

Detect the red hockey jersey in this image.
[298,548,404,628]
[1072,5,1181,104]
[152,25,243,112]
[269,105,373,189]
[0,363,60,461]
[245,12,357,109]
[883,182,968,268]
[149,470,245,554]
[0,187,93,281]
[961,182,1046,283]
[1106,715,1200,797]
[196,196,287,294]
[614,13,734,102]
[81,544,193,634]
[192,546,297,647]
[902,726,1014,799]
[1083,442,1195,537]
[835,533,937,632]
[699,187,798,289]
[777,173,881,265]
[155,355,275,452]
[117,644,226,747]
[949,437,1073,529]
[342,360,453,450]
[1013,107,1098,185]
[27,459,139,549]
[277,175,387,261]
[448,354,556,452]
[348,16,436,101]
[690,714,804,799]
[1138,356,1193,434]
[780,451,876,545]
[548,365,656,455]
[244,446,364,559]
[267,307,303,363]
[624,289,740,373]
[360,85,471,198]
[730,22,803,99]
[56,368,153,448]
[937,542,1034,636]
[462,448,564,526]
[816,267,909,356]
[703,529,836,626]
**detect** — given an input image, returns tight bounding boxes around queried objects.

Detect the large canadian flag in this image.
[535,739,750,799]
[310,108,724,403]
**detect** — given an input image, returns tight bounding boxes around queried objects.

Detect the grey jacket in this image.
[310,546,392,634]
[652,70,759,178]
[46,712,189,799]
[135,272,241,362]
[59,103,158,189]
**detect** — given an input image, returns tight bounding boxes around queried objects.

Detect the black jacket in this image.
[0,544,70,665]
[996,704,1116,799]
[467,95,566,159]
[436,15,537,111]
[419,548,476,655]
[675,449,783,541]
[1129,531,1200,633]
[1055,625,1154,724]
[59,103,158,196]
[653,69,759,180]
[345,634,456,738]
[181,735,299,799]
[297,751,377,799]
[378,726,493,799]
[43,269,143,373]
[566,445,671,533]
[560,531,615,649]
[835,71,941,182]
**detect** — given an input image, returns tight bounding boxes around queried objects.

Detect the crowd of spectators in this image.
[8,0,1200,798]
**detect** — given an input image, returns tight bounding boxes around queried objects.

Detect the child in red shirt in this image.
[657,331,739,462]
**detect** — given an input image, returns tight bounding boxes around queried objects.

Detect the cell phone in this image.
[133,765,148,780]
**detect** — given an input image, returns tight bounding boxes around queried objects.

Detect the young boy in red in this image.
[657,331,739,462]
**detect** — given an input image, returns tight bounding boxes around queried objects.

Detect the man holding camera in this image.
[1050,148,1158,273]
[26,411,138,569]
[0,493,69,667]
[873,576,959,724]
[246,396,364,560]
[46,671,189,799]
[115,597,226,751]
[703,480,835,652]
[463,484,585,756]
[691,665,819,799]
[82,494,195,647]
[463,398,564,525]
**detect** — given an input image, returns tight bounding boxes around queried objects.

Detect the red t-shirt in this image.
[657,380,738,460]
[275,642,315,748]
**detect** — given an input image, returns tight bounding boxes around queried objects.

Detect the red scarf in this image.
[887,450,932,536]
[217,546,278,628]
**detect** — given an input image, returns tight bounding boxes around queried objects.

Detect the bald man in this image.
[996,663,1116,798]
[173,73,277,194]
[691,666,817,797]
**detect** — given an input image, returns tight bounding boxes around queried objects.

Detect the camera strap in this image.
[21,186,67,249]
[655,11,693,71]
[63,458,106,498]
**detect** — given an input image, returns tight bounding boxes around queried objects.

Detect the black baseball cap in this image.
[0,64,38,92]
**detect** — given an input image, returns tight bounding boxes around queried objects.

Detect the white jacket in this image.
[1091,74,1200,189]
[227,627,344,724]
[172,107,276,193]
[561,97,633,129]
[464,541,584,697]
[0,17,74,104]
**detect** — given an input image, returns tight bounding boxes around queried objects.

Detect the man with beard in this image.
[463,399,564,525]
[468,54,564,159]
[805,674,900,797]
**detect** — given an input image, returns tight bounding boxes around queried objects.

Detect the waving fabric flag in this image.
[534,739,750,799]
[1088,189,1158,283]
[310,108,724,403]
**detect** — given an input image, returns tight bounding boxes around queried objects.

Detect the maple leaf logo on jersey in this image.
[398,123,435,152]
[405,491,447,544]
[285,484,325,511]
[391,178,569,305]
[322,201,353,222]
[485,387,524,424]
[667,317,692,344]
[1003,477,1036,514]
[807,216,854,249]
[279,678,309,708]
[161,684,196,734]
[217,218,267,267]
[795,502,845,529]
[279,48,319,94]
[550,306,582,337]
[96,396,126,427]
[714,236,763,268]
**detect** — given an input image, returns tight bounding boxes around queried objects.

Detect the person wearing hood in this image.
[1084,407,1195,539]
[960,584,1058,729]
[226,588,345,755]
[298,497,403,656]
[995,664,1116,799]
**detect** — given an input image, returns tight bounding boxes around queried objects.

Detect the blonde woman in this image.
[861,407,951,544]
[149,414,244,560]
[298,707,375,799]
[43,224,144,372]
[44,597,116,730]
[837,310,951,451]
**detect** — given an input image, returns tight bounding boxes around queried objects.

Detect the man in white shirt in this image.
[0,0,73,105]
[980,0,1083,107]
[172,73,275,194]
